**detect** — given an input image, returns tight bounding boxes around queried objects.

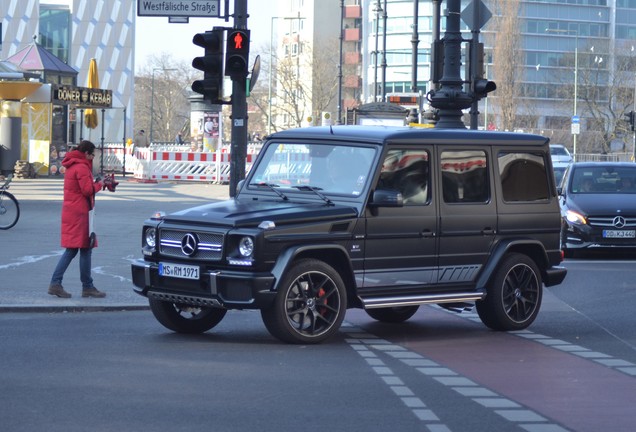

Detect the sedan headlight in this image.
[565,210,587,225]
[145,227,157,248]
[238,236,254,257]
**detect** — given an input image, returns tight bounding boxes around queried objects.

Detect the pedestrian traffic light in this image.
[625,110,635,131]
[225,29,250,80]
[192,28,225,103]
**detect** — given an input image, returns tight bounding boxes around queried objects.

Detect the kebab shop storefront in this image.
[48,84,112,175]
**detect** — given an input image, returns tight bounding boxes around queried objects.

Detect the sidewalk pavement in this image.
[0,176,231,313]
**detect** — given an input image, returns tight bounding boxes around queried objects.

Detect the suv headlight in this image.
[565,210,587,225]
[144,227,157,248]
[238,236,254,257]
[228,235,255,266]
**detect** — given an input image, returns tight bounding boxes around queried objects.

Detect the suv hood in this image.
[566,194,636,215]
[163,198,358,227]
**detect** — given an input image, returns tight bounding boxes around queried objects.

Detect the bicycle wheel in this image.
[0,191,20,230]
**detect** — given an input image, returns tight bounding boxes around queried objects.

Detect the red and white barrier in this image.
[97,143,260,183]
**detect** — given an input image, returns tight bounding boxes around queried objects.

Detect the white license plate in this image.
[159,262,200,280]
[603,230,636,238]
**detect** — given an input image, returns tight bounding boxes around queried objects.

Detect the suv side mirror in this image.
[370,189,403,207]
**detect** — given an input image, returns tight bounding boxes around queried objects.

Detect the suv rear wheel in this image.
[261,258,347,344]
[476,253,542,331]
[149,299,227,334]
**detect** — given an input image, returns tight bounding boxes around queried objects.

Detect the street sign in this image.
[461,0,492,29]
[572,115,580,123]
[137,0,220,17]
[571,123,580,135]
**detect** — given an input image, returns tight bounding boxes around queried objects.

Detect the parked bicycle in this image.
[0,175,20,230]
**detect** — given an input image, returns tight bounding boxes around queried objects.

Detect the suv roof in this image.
[271,125,550,146]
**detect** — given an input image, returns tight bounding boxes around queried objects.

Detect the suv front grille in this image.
[159,229,223,261]
[588,215,636,228]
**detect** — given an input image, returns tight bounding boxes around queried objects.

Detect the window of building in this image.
[39,5,71,64]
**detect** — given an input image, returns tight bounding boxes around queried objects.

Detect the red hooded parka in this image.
[59,150,102,248]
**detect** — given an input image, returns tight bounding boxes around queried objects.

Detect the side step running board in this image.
[360,292,485,309]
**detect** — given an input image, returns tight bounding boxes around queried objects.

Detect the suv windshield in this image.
[249,142,376,196]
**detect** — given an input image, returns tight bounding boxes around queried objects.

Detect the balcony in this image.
[344,52,361,65]
[344,28,360,42]
[345,5,361,19]
[343,98,358,109]
[344,75,361,88]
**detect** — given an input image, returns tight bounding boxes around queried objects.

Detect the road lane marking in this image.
[344,324,568,432]
[438,308,636,377]
[0,251,63,270]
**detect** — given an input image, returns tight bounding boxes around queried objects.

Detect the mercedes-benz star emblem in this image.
[181,233,198,256]
[613,216,626,228]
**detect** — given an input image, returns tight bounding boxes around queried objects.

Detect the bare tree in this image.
[486,0,524,131]
[545,40,636,153]
[248,38,339,132]
[134,53,196,142]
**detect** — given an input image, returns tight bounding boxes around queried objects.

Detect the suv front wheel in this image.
[261,258,347,344]
[476,253,542,331]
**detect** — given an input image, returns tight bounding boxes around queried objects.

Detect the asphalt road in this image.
[0,177,228,308]
[2,177,636,431]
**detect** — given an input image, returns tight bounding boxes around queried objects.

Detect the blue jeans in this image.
[50,248,94,289]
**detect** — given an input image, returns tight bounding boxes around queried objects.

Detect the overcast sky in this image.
[135,2,277,71]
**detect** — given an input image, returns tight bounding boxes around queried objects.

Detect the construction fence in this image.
[94,142,263,183]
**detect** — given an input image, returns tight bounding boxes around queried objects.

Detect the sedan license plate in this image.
[159,262,200,280]
[603,230,636,239]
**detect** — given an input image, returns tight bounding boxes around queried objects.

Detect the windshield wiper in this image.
[292,185,333,205]
[249,182,288,200]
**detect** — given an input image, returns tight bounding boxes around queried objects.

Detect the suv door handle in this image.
[421,230,435,238]
[481,228,496,235]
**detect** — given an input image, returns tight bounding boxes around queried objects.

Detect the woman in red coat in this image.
[48,140,106,298]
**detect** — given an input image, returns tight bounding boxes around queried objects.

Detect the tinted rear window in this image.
[499,152,550,202]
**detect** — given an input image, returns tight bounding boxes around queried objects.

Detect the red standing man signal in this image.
[233,32,243,50]
[225,29,250,79]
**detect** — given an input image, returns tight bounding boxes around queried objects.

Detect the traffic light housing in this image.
[192,28,225,103]
[225,29,250,80]
[468,42,496,101]
[625,110,635,131]
[472,78,497,100]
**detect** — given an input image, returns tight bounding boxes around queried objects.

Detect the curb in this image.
[0,305,150,313]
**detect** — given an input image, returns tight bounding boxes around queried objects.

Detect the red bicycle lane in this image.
[345,305,636,432]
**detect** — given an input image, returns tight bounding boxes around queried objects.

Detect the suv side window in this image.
[378,150,430,205]
[498,152,550,202]
[440,150,488,203]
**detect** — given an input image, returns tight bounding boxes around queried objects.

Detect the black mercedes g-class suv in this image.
[131,126,566,344]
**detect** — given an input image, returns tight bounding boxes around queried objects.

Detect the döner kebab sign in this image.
[52,85,113,108]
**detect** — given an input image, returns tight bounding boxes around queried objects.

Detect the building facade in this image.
[1,0,135,143]
[270,0,634,150]
[271,0,343,130]
[360,0,636,151]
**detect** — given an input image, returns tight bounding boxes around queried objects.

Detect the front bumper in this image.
[563,222,636,250]
[131,260,277,309]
